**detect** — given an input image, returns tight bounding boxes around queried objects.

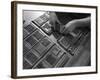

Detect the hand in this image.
[49,12,61,31]
[64,19,79,32]
[64,17,90,33]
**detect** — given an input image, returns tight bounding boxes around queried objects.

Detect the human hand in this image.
[49,12,61,31]
[64,19,79,32]
[63,17,90,34]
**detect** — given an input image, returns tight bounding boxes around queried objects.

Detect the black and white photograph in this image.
[11,1,97,78]
[23,11,91,69]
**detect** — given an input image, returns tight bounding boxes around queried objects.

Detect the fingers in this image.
[65,20,78,32]
[65,17,91,32]
[49,12,57,30]
[61,20,79,35]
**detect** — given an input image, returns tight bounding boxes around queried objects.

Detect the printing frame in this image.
[11,1,98,78]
